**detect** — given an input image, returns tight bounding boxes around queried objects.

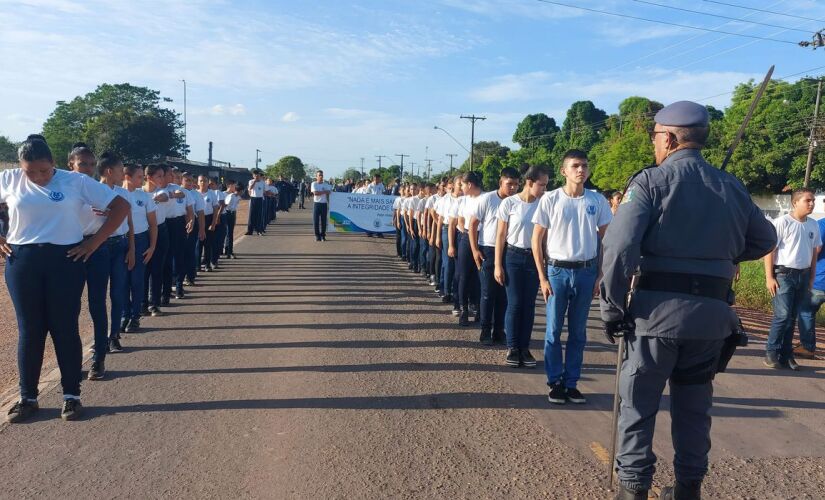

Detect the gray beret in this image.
[654,101,709,127]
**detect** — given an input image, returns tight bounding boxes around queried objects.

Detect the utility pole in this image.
[446,153,458,175]
[410,161,416,178]
[460,115,486,171]
[805,80,823,187]
[376,155,388,170]
[360,157,365,178]
[396,154,409,181]
[181,79,187,159]
[256,149,261,170]
[425,158,433,181]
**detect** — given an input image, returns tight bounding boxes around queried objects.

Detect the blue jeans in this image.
[86,241,111,363]
[479,246,506,332]
[544,264,597,388]
[144,222,169,308]
[313,202,328,238]
[6,243,85,399]
[797,288,825,351]
[125,231,149,321]
[457,234,479,309]
[767,269,811,360]
[107,236,128,341]
[504,248,539,348]
[400,218,407,259]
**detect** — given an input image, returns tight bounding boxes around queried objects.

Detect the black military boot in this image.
[479,327,493,346]
[458,309,470,327]
[492,329,506,345]
[614,483,648,500]
[660,480,701,500]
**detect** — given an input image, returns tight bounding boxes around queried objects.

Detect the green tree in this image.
[342,168,364,181]
[266,155,305,180]
[459,141,510,171]
[512,113,559,150]
[42,83,184,166]
[550,101,609,185]
[0,136,18,162]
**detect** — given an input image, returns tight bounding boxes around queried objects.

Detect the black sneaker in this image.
[764,352,781,369]
[231,254,237,259]
[205,266,213,272]
[183,278,194,286]
[120,317,130,333]
[149,306,162,317]
[479,328,493,346]
[109,338,123,353]
[784,357,801,371]
[505,348,521,367]
[161,297,171,306]
[520,349,537,368]
[175,291,185,299]
[458,310,469,327]
[451,307,461,316]
[548,383,566,404]
[492,331,506,345]
[61,399,83,421]
[88,361,105,380]
[125,318,140,332]
[141,304,150,316]
[566,387,586,404]
[6,399,38,423]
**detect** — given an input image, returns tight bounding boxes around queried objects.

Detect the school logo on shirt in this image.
[136,199,145,207]
[176,197,184,204]
[48,191,64,202]
[586,204,596,215]
[810,231,815,239]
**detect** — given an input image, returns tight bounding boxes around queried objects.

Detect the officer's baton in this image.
[606,334,625,489]
[720,65,774,171]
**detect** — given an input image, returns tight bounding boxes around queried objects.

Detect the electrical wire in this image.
[534,0,799,44]
[703,0,825,24]
[632,0,809,33]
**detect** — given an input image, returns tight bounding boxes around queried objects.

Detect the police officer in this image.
[600,101,776,499]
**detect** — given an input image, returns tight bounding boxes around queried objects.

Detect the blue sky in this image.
[1,0,823,177]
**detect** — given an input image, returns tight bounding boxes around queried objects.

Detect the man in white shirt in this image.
[469,167,519,345]
[765,187,821,369]
[310,170,333,241]
[367,174,385,195]
[531,150,612,404]
[246,170,266,235]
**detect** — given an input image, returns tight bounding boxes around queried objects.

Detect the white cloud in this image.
[228,104,246,116]
[281,112,300,123]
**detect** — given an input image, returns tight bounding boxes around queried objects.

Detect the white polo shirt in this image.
[126,187,156,235]
[392,196,403,214]
[773,214,821,269]
[200,189,218,216]
[532,188,612,261]
[80,184,130,237]
[166,183,187,218]
[497,194,539,249]
[225,192,241,212]
[0,168,118,245]
[311,181,333,203]
[150,187,171,225]
[186,189,205,214]
[367,183,385,195]
[248,179,265,198]
[473,190,505,247]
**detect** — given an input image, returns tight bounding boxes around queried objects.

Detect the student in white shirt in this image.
[367,174,385,195]
[415,185,431,267]
[265,178,278,225]
[310,170,333,241]
[223,180,241,259]
[454,172,483,326]
[3,135,129,423]
[405,184,422,272]
[143,164,171,317]
[181,173,206,285]
[495,165,549,366]
[209,179,226,269]
[122,163,157,334]
[392,190,404,258]
[428,178,448,291]
[398,185,410,260]
[246,170,266,235]
[531,150,612,404]
[436,176,463,306]
[198,175,219,271]
[163,167,189,301]
[765,188,820,370]
[469,167,520,345]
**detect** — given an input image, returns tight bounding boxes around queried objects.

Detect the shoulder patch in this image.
[621,189,634,204]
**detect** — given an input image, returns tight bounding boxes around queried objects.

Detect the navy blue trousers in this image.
[6,243,85,399]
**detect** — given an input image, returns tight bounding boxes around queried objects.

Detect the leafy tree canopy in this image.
[266,155,305,180]
[0,136,18,162]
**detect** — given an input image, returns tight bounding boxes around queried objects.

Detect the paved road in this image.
[0,204,823,499]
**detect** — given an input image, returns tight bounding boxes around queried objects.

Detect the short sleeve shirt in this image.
[311,182,332,203]
[127,187,156,235]
[497,194,540,249]
[248,180,265,198]
[473,191,505,247]
[532,188,612,261]
[772,214,822,269]
[0,168,117,245]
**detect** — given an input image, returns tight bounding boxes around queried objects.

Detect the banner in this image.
[328,192,396,233]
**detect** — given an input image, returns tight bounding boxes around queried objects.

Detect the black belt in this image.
[636,272,733,304]
[774,265,810,275]
[84,234,125,244]
[549,258,597,269]
[507,246,532,255]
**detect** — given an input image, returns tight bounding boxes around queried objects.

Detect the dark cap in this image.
[654,101,709,128]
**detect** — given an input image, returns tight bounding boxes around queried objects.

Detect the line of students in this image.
[2,135,250,423]
[393,150,612,405]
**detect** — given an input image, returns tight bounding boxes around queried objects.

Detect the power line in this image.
[607,0,788,72]
[632,0,809,33]
[534,0,799,44]
[703,0,825,24]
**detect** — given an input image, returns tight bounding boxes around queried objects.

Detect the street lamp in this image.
[433,126,471,153]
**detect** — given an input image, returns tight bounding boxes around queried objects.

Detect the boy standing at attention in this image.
[531,150,612,404]
[765,188,820,370]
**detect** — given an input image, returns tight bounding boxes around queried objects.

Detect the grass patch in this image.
[734,260,825,325]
